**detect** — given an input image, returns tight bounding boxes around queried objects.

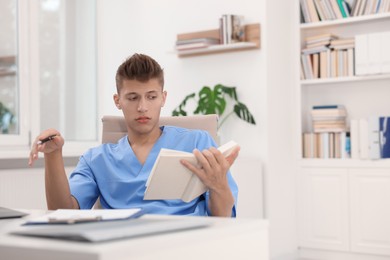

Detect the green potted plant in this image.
[172,84,256,128]
[0,101,15,134]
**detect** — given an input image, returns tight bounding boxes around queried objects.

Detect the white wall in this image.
[0,167,74,210]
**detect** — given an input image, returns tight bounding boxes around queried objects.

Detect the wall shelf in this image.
[176,23,260,57]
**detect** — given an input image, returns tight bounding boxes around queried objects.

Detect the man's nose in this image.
[137,98,148,112]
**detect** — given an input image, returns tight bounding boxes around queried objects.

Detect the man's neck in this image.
[127,127,162,147]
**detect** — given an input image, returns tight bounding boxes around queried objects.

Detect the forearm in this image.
[208,187,235,217]
[44,150,78,210]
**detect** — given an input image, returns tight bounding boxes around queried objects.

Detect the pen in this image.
[37,134,57,145]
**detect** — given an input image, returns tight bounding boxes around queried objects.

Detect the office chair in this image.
[94,114,219,209]
[101,114,219,144]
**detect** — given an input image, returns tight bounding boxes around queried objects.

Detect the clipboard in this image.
[23,208,145,225]
[12,217,211,242]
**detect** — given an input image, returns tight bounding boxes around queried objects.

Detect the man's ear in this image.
[161,91,167,107]
[113,94,121,109]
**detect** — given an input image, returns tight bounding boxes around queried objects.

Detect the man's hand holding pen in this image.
[29,130,64,167]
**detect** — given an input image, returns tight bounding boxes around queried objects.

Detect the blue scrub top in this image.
[69,126,238,216]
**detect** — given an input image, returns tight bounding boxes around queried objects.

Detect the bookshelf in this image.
[297,1,390,259]
[176,23,260,57]
[299,13,390,165]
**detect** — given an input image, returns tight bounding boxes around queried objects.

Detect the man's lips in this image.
[136,117,150,123]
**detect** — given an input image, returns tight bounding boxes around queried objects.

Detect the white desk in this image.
[0,210,269,260]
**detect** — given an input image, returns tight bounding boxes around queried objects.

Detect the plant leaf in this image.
[216,84,238,101]
[233,102,256,125]
[171,93,196,116]
[194,86,226,115]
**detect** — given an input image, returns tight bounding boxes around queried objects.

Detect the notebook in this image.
[11,217,211,242]
[0,207,28,219]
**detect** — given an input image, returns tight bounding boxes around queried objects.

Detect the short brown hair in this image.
[115,53,164,93]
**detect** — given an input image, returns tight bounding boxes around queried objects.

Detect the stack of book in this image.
[302,105,350,159]
[301,33,355,80]
[311,105,347,133]
[302,33,338,54]
[175,37,220,51]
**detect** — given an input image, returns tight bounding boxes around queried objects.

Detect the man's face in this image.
[114,79,167,136]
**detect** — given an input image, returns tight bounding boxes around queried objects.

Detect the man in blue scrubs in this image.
[29,53,239,217]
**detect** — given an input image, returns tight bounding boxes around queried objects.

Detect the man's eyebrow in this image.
[124,92,138,96]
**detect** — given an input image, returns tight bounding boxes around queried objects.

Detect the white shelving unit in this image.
[296,3,390,259]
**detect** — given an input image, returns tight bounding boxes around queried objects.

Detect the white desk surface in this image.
[0,210,269,260]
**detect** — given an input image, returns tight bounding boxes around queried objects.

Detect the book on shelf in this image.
[302,45,330,55]
[175,37,220,51]
[329,37,355,49]
[301,41,355,80]
[355,31,390,76]
[301,0,350,22]
[144,140,239,202]
[311,105,347,133]
[330,0,344,19]
[311,107,347,116]
[302,131,350,158]
[380,116,390,158]
[305,33,339,45]
[300,0,390,23]
[350,119,360,159]
[220,14,245,44]
[350,116,390,160]
[176,37,220,45]
[313,105,345,109]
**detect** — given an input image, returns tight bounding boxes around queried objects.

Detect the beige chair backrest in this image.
[101,114,219,144]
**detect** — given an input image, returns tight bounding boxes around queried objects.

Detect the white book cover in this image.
[359,118,369,159]
[144,141,239,202]
[368,116,381,159]
[340,132,350,159]
[321,133,330,159]
[347,48,355,76]
[381,31,390,74]
[355,34,369,75]
[368,32,382,75]
[350,119,360,159]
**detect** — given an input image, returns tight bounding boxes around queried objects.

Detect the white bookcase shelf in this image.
[301,73,390,85]
[296,1,390,258]
[300,12,390,29]
[300,158,390,168]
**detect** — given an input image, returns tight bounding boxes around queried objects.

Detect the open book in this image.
[144,140,239,202]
